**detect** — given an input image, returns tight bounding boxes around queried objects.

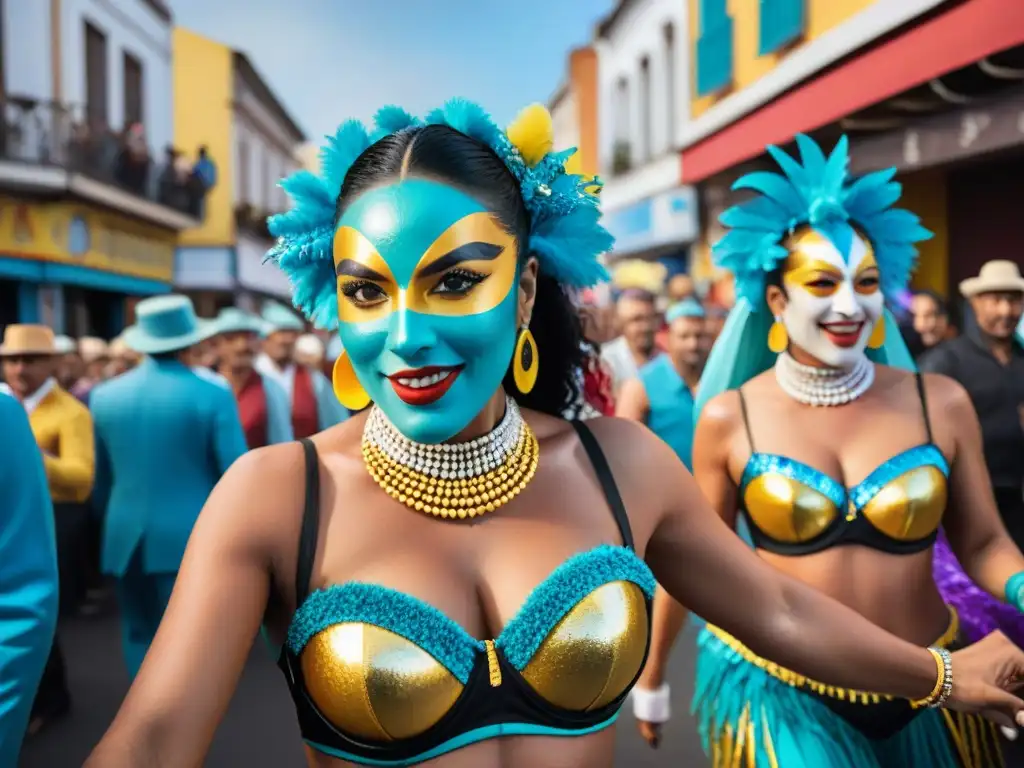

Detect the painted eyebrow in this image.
[418,242,504,278]
[336,259,388,281]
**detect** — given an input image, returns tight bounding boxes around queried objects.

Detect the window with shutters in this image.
[758,0,806,56]
[123,52,144,126]
[85,22,108,127]
[695,0,734,96]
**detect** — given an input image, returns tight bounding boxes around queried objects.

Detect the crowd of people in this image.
[0,96,215,218]
[0,99,1022,768]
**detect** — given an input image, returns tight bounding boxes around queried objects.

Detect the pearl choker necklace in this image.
[774,352,875,407]
[361,395,540,519]
[364,395,523,478]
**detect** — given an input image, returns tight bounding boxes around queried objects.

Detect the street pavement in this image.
[19,600,707,767]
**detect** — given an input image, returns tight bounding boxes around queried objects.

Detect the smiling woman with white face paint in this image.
[633,135,1024,767]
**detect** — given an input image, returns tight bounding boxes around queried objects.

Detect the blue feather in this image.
[714,134,932,307]
[265,99,612,328]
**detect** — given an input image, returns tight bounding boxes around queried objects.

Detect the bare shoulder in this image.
[696,387,745,441]
[919,371,975,426]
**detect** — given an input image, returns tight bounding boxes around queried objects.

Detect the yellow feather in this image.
[506,104,554,167]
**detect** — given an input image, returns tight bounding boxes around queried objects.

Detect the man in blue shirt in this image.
[616,299,705,469]
[91,296,248,677]
[0,392,59,762]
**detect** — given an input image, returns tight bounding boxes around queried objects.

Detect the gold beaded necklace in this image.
[362,409,540,520]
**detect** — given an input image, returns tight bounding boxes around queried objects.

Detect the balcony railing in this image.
[0,95,207,225]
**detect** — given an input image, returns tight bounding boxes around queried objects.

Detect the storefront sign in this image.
[850,86,1024,174]
[602,186,699,257]
[0,198,176,282]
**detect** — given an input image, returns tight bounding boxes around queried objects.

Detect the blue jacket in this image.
[91,358,248,576]
[638,355,697,470]
[0,393,58,766]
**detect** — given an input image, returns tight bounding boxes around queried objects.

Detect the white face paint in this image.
[779,228,884,369]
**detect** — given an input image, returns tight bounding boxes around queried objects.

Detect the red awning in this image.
[681,0,1024,183]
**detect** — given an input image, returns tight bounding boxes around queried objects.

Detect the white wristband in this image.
[631,683,671,724]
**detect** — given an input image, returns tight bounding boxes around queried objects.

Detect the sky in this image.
[170,0,616,144]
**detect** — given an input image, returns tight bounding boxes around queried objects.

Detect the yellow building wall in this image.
[173,28,234,247]
[689,0,877,118]
[898,170,949,296]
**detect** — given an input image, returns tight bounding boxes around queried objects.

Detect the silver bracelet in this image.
[928,647,954,709]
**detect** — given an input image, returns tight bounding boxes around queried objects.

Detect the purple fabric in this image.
[933,529,1024,646]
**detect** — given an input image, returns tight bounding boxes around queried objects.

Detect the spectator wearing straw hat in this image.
[0,324,94,733]
[89,296,247,677]
[0,392,58,762]
[920,260,1024,546]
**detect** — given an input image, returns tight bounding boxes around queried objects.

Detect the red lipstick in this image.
[387,365,463,406]
[820,322,865,348]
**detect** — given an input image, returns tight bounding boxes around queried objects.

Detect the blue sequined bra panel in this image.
[279,544,656,766]
[739,444,950,556]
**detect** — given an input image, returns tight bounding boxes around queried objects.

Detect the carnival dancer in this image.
[616,297,705,470]
[632,135,1024,766]
[0,391,59,763]
[256,300,349,437]
[90,296,247,677]
[87,102,1024,768]
[212,307,293,448]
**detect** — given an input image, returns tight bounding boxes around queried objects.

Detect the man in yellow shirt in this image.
[0,324,95,733]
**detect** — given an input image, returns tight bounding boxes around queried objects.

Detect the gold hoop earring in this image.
[867,318,886,349]
[332,352,370,410]
[513,325,539,394]
[767,318,788,354]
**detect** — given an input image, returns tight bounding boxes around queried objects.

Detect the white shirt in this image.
[600,337,641,395]
[0,377,56,415]
[256,354,295,399]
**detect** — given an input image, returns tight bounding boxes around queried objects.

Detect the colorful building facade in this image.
[683,0,1024,311]
[171,28,305,318]
[0,0,197,337]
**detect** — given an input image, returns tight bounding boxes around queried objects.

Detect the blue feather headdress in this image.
[694,135,932,418]
[266,99,612,330]
[715,134,932,306]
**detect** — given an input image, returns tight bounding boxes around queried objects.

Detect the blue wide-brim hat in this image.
[260,301,305,337]
[122,295,218,355]
[213,307,267,336]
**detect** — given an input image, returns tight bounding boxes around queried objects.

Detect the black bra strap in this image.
[570,421,634,550]
[737,387,756,452]
[914,372,934,443]
[295,438,321,608]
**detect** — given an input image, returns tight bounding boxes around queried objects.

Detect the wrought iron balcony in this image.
[0,95,202,230]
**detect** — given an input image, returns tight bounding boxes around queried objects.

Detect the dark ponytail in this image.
[334,124,585,417]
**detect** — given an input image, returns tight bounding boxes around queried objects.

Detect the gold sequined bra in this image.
[279,424,656,767]
[737,373,948,556]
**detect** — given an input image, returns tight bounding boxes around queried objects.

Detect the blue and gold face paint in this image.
[333,179,520,443]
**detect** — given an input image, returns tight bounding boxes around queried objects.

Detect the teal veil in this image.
[695,135,933,418]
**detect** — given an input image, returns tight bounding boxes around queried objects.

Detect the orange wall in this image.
[569,47,599,177]
[689,0,878,118]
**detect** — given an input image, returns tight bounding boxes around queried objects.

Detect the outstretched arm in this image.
[636,395,742,693]
[593,412,1024,721]
[85,444,303,766]
[936,375,1024,604]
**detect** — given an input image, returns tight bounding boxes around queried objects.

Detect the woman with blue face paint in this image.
[87,104,1024,768]
[632,135,1024,766]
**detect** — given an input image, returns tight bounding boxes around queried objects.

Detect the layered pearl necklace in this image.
[774,351,875,407]
[362,395,539,519]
